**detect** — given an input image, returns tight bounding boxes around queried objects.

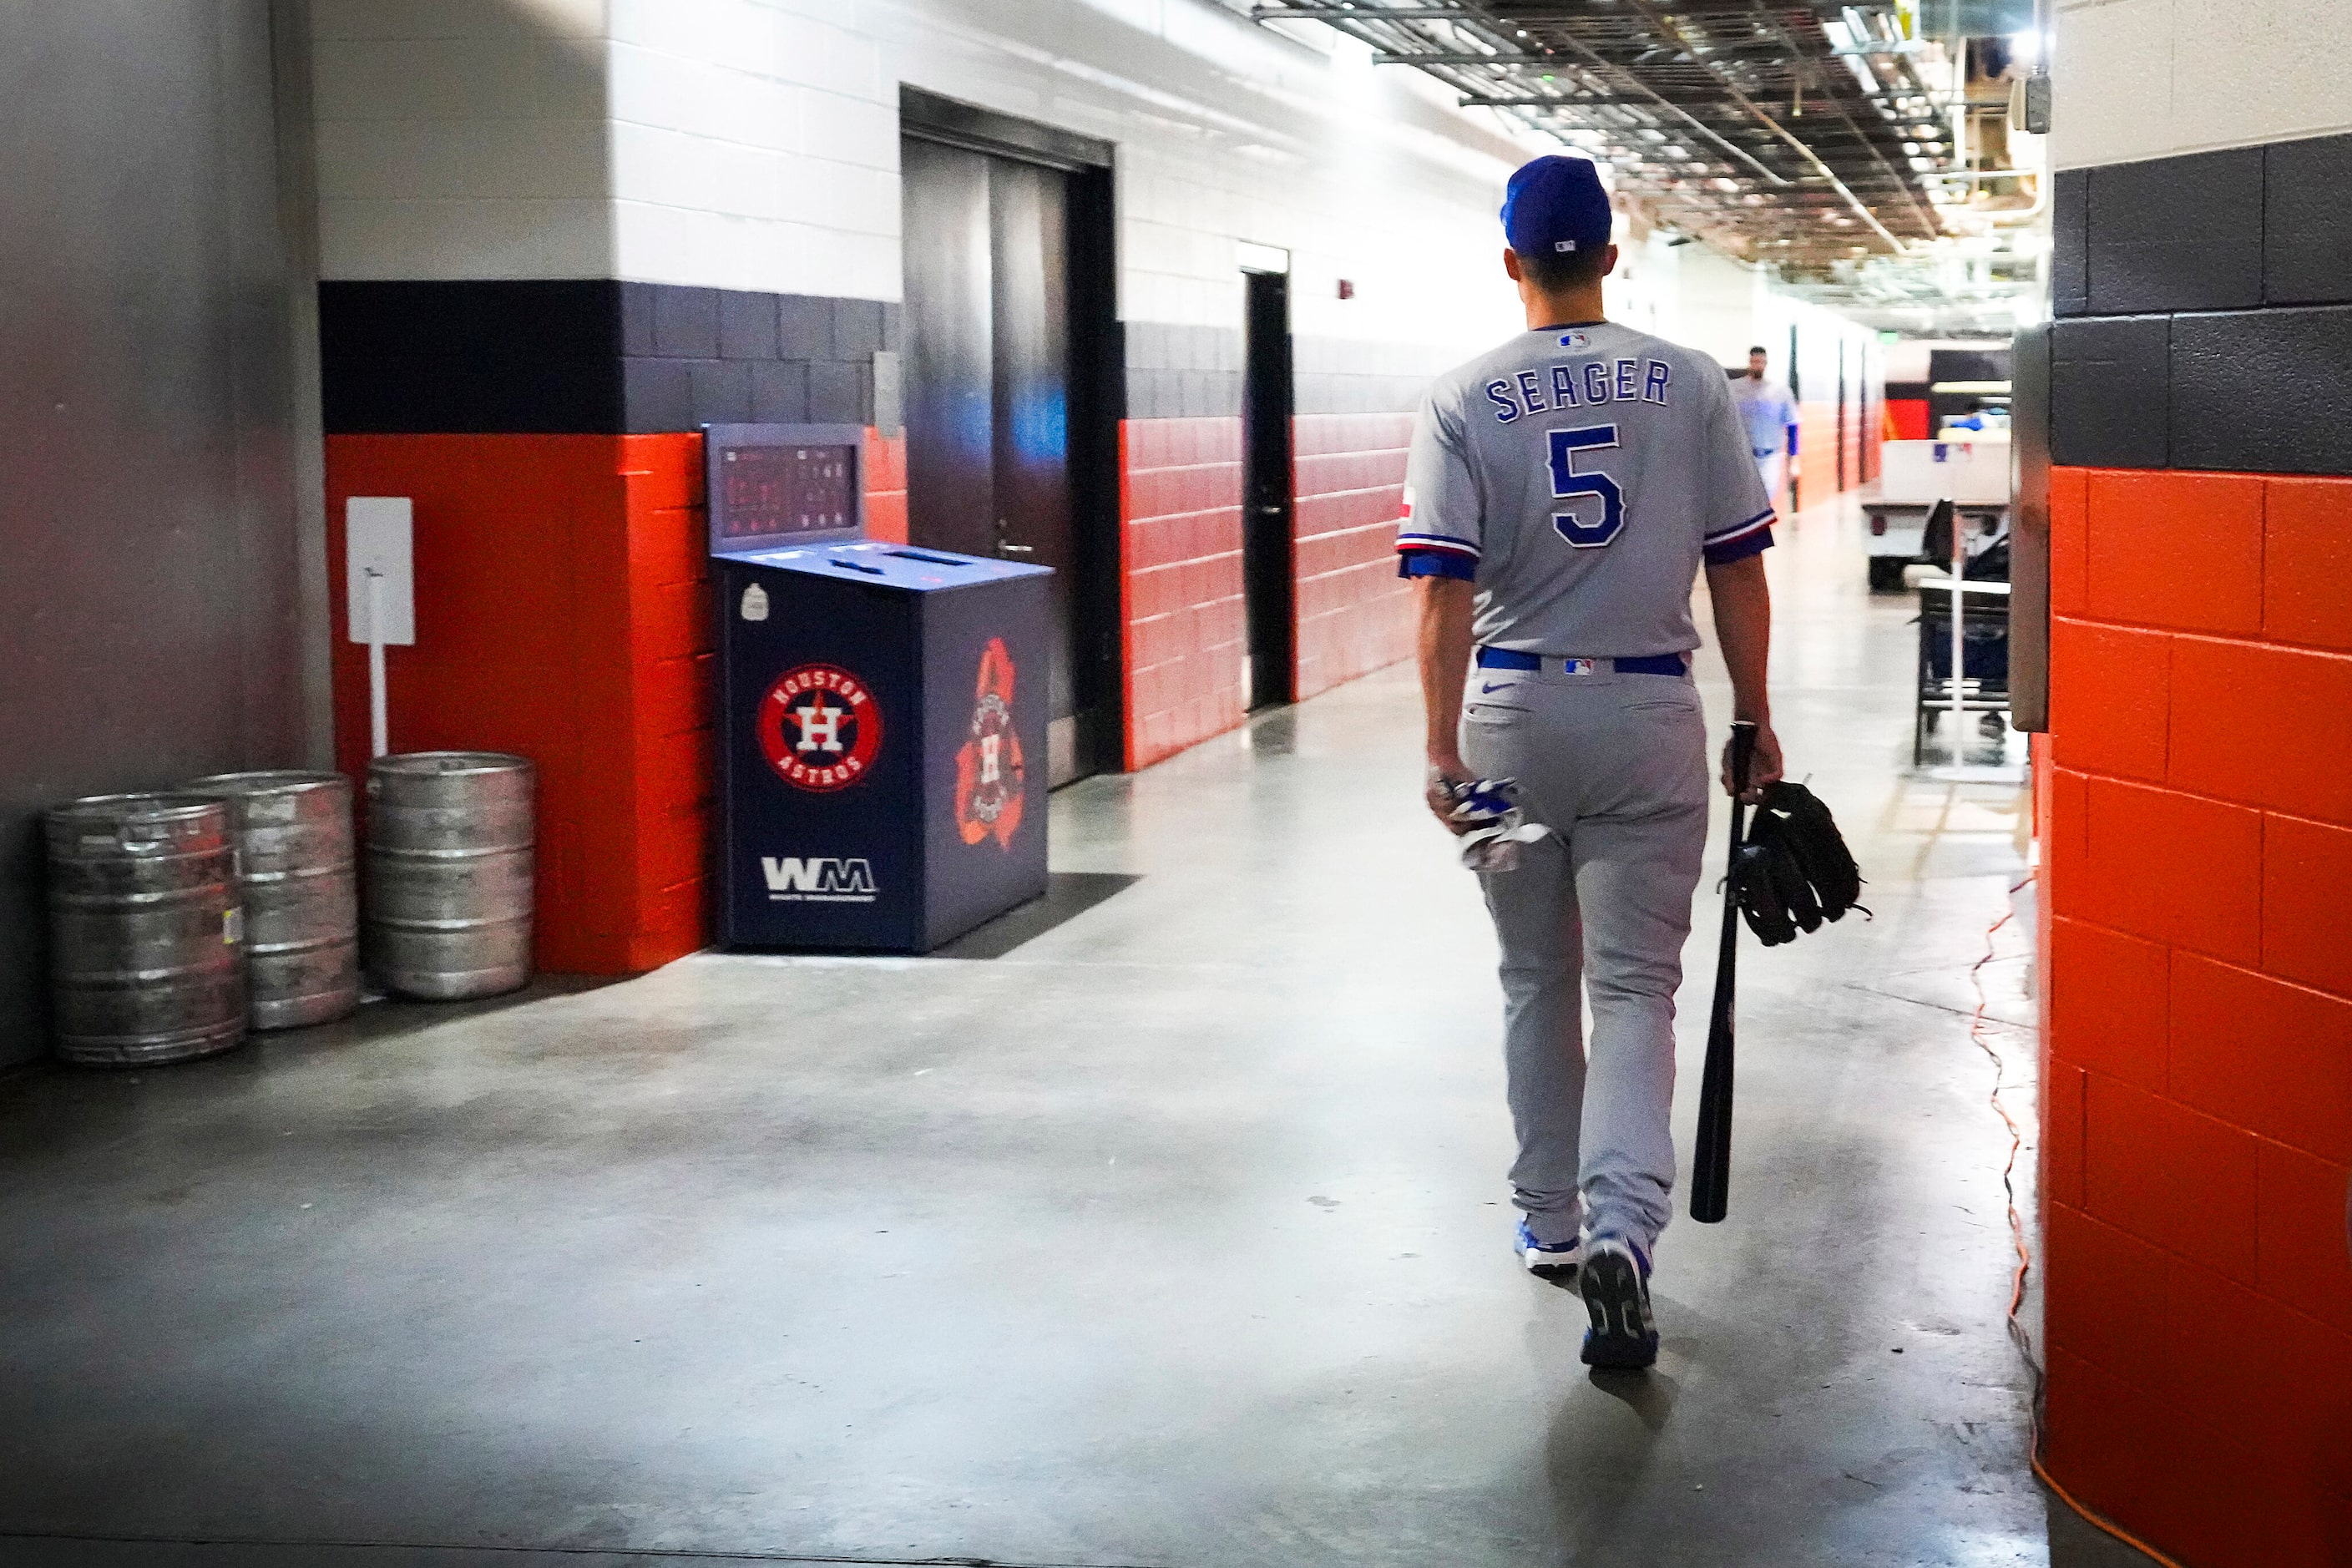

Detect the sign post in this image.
[346,498,416,759]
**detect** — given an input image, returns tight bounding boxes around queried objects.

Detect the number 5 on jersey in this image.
[1548,424,1624,549]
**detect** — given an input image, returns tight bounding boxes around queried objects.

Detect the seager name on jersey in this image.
[1485,356,1674,423]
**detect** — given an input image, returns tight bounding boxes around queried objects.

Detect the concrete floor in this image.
[0,501,2152,1567]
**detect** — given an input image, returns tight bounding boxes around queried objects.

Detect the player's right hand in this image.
[1425,756,1477,835]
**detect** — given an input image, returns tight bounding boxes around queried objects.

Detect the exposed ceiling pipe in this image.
[1614,0,1911,251]
[1430,0,1794,188]
[1737,1,1943,238]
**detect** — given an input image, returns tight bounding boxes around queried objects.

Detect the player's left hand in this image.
[1722,719,1784,802]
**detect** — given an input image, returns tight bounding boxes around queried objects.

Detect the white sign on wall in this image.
[345,496,415,645]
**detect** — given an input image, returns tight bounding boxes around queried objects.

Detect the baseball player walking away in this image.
[1731,346,1800,508]
[1400,155,1784,1371]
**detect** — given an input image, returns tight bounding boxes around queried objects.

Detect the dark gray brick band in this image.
[1121,322,1242,419]
[2049,131,2352,474]
[2053,130,2352,317]
[1291,336,1449,417]
[320,281,900,435]
[2052,305,2352,474]
[1117,324,1449,422]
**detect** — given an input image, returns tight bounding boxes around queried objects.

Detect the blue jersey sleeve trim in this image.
[1702,526,1774,567]
[1395,531,1479,559]
[1704,506,1778,542]
[1398,549,1476,582]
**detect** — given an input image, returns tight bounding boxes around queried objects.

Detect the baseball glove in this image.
[1729,781,1866,947]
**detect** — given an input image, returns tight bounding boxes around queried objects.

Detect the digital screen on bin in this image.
[715,444,858,542]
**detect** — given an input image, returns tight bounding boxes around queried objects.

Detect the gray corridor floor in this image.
[0,503,2152,1568]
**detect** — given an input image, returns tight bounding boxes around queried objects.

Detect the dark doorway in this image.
[900,91,1119,787]
[1786,324,1803,513]
[1835,338,1849,492]
[1241,269,1294,711]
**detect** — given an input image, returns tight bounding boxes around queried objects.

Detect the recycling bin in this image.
[707,423,1052,953]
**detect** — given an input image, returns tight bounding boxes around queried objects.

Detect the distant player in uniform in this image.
[1399,155,1784,1370]
[1731,345,1799,505]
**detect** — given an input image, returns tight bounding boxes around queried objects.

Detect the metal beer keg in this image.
[45,794,245,1065]
[363,752,534,1000]
[186,771,360,1029]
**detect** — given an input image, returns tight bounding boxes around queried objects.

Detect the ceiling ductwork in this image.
[1242,0,2049,334]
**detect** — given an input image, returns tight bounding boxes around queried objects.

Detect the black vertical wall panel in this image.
[0,0,306,1065]
[1242,272,1295,711]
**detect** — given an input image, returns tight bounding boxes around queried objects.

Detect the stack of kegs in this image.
[43,751,536,1065]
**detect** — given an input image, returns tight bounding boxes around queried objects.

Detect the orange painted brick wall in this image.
[2041,464,2352,1565]
[326,433,712,975]
[328,427,908,975]
[1119,418,1246,770]
[1292,412,1413,701]
[1796,399,1839,506]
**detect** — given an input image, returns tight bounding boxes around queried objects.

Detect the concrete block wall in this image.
[2042,8,2352,1556]
[303,0,1549,969]
[311,0,614,279]
[301,0,1892,972]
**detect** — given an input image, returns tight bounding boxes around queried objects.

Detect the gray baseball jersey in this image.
[1399,321,1775,656]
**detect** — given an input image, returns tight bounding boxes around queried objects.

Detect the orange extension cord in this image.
[1969,877,2188,1568]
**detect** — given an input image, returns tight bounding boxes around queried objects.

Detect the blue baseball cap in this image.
[1500,155,1613,258]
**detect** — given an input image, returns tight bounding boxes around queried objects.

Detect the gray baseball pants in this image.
[1459,661,1710,1255]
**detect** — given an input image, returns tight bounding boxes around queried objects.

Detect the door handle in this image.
[994,518,1035,556]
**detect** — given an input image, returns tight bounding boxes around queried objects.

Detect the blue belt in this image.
[1477,647,1687,677]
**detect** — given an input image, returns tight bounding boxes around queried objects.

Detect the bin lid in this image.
[713,539,1051,592]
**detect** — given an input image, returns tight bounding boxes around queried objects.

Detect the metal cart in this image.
[1913,574,2012,765]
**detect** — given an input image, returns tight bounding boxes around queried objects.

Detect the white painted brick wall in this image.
[2053,0,2352,169]
[603,0,897,296]
[309,0,1854,366]
[311,0,615,279]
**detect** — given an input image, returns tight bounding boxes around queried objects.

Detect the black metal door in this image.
[987,159,1081,784]
[1836,338,1848,492]
[1787,323,1803,512]
[1242,270,1294,711]
[903,134,1099,785]
[903,139,996,562]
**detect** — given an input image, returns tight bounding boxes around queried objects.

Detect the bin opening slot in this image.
[827,559,887,576]
[886,549,971,567]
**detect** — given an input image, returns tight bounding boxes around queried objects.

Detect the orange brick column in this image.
[327,427,907,974]
[2041,465,2352,1561]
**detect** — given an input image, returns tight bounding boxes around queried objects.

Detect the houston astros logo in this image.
[756,664,882,792]
[953,638,1024,848]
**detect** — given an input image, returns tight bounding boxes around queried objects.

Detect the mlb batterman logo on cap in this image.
[1500,154,1614,257]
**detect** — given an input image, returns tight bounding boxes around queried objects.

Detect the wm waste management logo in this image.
[760,857,877,903]
[953,637,1025,849]
[756,664,882,791]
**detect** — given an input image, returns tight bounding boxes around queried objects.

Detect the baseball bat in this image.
[1690,720,1758,1225]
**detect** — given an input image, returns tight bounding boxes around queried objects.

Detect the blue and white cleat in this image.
[1515,1216,1583,1277]
[1578,1236,1659,1369]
